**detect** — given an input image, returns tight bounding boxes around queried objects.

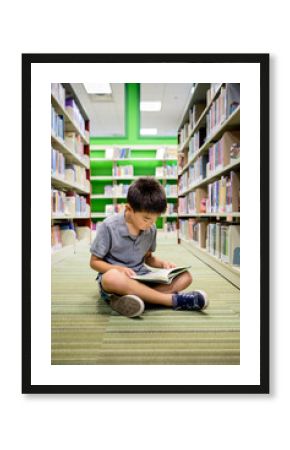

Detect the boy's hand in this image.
[161,261,177,269]
[116,266,136,277]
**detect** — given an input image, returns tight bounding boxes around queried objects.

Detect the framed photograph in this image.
[22,53,269,394]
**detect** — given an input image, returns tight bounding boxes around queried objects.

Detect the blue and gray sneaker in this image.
[172,290,209,311]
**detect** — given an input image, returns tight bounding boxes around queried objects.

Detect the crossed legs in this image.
[101,269,192,307]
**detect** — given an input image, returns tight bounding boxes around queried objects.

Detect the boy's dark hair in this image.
[127,177,167,214]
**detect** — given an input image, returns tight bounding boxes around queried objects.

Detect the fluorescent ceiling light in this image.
[140,128,158,135]
[140,101,162,111]
[84,83,112,94]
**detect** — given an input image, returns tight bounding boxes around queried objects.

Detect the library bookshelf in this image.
[51,83,91,264]
[90,145,178,235]
[177,83,240,288]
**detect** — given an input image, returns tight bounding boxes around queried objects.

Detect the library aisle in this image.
[51,234,240,365]
[51,82,240,365]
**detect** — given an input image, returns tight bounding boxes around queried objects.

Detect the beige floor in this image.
[51,234,240,364]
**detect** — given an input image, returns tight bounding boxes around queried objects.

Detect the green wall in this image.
[90,83,177,145]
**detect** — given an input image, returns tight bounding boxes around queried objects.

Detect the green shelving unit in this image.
[90,145,178,231]
[89,83,178,233]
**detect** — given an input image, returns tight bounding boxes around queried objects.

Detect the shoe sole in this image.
[110,295,145,317]
[195,290,209,310]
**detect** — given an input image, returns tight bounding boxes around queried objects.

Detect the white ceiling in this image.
[71,83,192,137]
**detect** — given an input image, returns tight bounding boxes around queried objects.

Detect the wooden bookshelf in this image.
[51,83,91,264]
[90,145,178,233]
[180,237,240,288]
[177,83,240,285]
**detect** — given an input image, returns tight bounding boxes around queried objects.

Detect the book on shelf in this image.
[164,221,177,232]
[188,154,208,184]
[206,223,221,257]
[155,167,165,177]
[206,84,221,105]
[166,203,178,215]
[51,189,66,215]
[65,97,85,134]
[111,147,131,159]
[51,225,62,250]
[53,190,92,217]
[51,147,65,178]
[155,165,177,177]
[192,219,208,248]
[105,204,126,214]
[179,122,190,147]
[51,83,66,108]
[206,84,240,137]
[75,226,91,242]
[225,171,240,213]
[230,142,240,163]
[179,218,208,246]
[60,228,76,246]
[188,128,206,159]
[51,106,64,140]
[65,164,87,186]
[113,165,134,177]
[221,224,240,265]
[64,131,85,157]
[207,171,239,213]
[188,188,207,214]
[132,265,191,285]
[207,130,240,175]
[189,103,206,129]
[52,191,89,216]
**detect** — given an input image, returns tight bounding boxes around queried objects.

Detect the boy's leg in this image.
[150,271,193,295]
[101,269,173,306]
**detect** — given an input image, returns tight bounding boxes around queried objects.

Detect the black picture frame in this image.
[22,53,269,394]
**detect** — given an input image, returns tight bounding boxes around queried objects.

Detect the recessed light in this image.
[84,83,112,94]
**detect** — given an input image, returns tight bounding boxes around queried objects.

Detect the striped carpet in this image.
[51,234,240,365]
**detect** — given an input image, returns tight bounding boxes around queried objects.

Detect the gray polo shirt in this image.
[90,212,157,275]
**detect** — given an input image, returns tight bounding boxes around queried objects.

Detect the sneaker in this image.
[172,290,209,311]
[110,294,145,317]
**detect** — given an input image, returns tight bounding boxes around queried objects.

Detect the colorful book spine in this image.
[51,106,64,140]
[65,97,85,135]
[51,147,65,178]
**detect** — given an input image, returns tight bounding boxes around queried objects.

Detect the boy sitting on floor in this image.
[90,177,208,317]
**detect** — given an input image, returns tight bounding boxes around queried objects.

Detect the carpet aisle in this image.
[51,234,240,365]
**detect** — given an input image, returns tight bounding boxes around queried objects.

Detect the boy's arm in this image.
[144,251,176,269]
[90,254,136,277]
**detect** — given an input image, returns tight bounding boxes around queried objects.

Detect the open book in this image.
[131,265,191,284]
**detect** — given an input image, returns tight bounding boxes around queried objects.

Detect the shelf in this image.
[179,159,240,196]
[51,214,91,220]
[90,144,177,150]
[178,212,240,218]
[178,83,223,152]
[179,83,211,128]
[178,106,240,176]
[51,92,89,145]
[51,174,90,194]
[91,194,178,200]
[91,213,112,218]
[91,213,178,219]
[90,158,178,162]
[90,176,177,181]
[180,237,240,288]
[51,133,90,169]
